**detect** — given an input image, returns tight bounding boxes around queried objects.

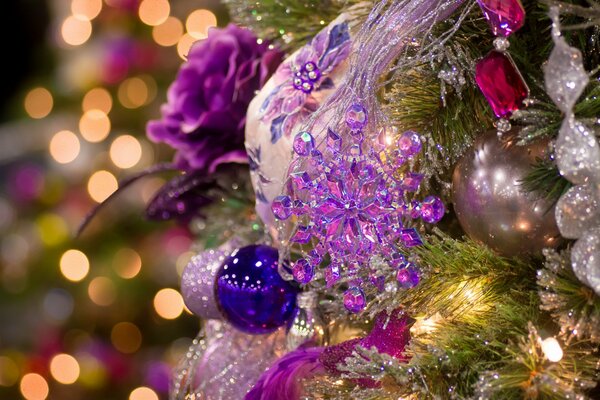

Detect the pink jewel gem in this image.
[476,0,525,37]
[475,51,529,118]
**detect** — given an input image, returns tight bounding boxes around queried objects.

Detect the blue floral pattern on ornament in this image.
[260,20,351,144]
[272,103,445,313]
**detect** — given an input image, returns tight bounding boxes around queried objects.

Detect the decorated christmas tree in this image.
[147,0,600,398]
[3,0,600,398]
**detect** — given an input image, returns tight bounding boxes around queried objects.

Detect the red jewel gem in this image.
[476,0,526,37]
[475,50,529,118]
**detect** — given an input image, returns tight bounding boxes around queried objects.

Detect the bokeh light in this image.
[0,356,19,386]
[130,386,159,400]
[111,322,142,353]
[153,288,184,319]
[77,353,107,388]
[79,109,111,142]
[87,170,118,203]
[49,130,80,164]
[71,0,103,21]
[110,135,142,169]
[82,88,113,113]
[60,249,90,282]
[61,16,92,46]
[43,289,74,322]
[118,77,149,109]
[50,353,80,384]
[152,16,183,46]
[24,87,53,119]
[113,248,142,279]
[177,33,197,60]
[138,0,170,26]
[37,213,69,247]
[20,373,49,400]
[88,277,117,306]
[186,9,217,39]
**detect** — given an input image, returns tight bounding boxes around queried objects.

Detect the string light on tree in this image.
[541,336,563,362]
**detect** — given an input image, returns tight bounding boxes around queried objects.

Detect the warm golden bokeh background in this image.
[0,1,226,399]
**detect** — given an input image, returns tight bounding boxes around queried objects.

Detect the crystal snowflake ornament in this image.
[273,103,445,312]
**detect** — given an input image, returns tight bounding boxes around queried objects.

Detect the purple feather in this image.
[245,347,325,400]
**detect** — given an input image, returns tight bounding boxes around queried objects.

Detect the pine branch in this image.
[223,0,371,51]
[519,157,571,204]
[539,248,600,343]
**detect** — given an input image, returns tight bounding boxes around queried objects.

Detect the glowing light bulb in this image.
[541,337,563,362]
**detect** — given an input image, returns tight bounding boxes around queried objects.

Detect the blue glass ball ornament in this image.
[214,245,299,334]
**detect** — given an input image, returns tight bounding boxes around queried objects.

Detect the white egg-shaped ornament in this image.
[245,14,352,233]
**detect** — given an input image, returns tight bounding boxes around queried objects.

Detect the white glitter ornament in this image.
[545,6,600,296]
[571,228,600,295]
[543,34,589,113]
[245,15,352,231]
[555,183,600,239]
[171,320,286,399]
[555,117,600,185]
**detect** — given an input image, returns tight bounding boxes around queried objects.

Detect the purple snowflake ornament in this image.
[275,102,444,313]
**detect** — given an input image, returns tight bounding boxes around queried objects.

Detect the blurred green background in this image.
[0,1,228,399]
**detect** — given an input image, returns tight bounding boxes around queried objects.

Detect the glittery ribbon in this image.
[544,7,600,295]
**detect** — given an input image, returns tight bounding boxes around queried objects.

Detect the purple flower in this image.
[147,24,283,173]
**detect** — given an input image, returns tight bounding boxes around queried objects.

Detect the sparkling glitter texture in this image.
[181,249,227,320]
[544,7,600,295]
[171,320,286,400]
[272,103,444,312]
